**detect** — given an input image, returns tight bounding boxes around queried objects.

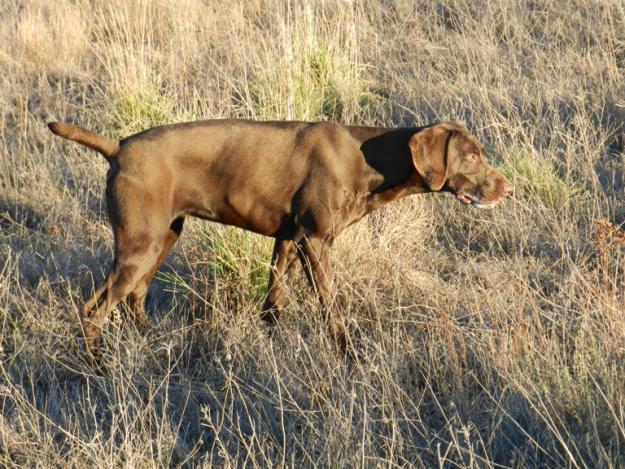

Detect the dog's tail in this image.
[47,122,119,159]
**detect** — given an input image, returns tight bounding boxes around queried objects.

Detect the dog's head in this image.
[409,122,512,209]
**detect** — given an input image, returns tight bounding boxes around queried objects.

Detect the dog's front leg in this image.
[261,239,298,325]
[297,237,349,354]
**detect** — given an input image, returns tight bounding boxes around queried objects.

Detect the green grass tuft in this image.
[200,226,272,299]
[108,81,176,136]
[244,41,374,121]
[500,148,582,209]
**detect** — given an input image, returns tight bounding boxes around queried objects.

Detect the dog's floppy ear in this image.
[408,124,452,191]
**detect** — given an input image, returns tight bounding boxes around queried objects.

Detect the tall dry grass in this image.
[1,0,625,466]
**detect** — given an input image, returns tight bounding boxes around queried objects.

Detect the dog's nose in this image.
[502,180,514,197]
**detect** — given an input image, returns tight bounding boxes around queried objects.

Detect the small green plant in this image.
[108,81,176,137]
[201,226,272,299]
[500,147,581,209]
[160,225,272,304]
[243,41,375,121]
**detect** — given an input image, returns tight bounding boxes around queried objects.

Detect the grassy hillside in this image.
[2,0,625,466]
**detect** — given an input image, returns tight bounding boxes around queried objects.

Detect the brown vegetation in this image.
[1,0,625,466]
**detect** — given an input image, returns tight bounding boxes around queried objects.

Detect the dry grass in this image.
[2,0,625,466]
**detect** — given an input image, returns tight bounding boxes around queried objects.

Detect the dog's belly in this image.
[184,198,289,238]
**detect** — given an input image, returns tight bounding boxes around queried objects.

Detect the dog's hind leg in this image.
[80,220,174,358]
[125,217,184,327]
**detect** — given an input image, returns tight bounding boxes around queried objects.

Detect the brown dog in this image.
[48,119,512,357]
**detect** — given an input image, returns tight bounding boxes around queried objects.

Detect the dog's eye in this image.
[465,153,480,163]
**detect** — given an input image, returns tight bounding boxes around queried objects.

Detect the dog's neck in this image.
[347,126,430,213]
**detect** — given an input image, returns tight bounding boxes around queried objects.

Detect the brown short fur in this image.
[48,119,512,357]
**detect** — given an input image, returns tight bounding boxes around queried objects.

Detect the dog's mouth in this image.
[456,192,500,209]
